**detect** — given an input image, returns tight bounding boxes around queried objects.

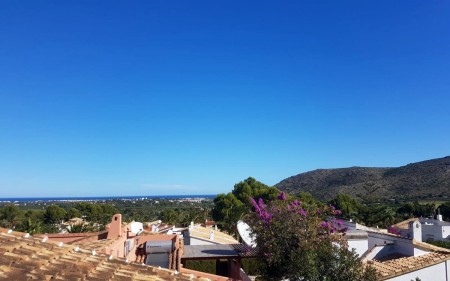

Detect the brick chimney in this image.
[107,214,122,239]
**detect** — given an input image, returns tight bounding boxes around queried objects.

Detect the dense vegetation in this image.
[0,198,214,234]
[426,240,450,250]
[328,194,450,228]
[276,156,450,202]
[212,178,450,231]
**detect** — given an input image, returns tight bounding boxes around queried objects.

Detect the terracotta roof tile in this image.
[0,229,207,281]
[368,252,450,280]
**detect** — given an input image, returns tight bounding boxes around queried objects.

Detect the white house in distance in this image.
[343,220,450,281]
[390,214,450,242]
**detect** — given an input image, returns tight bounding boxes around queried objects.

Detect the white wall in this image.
[189,237,216,246]
[348,239,368,257]
[367,232,430,257]
[422,224,444,241]
[443,226,450,240]
[386,261,448,281]
[416,219,450,242]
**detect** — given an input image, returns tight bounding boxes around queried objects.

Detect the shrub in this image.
[247,192,378,281]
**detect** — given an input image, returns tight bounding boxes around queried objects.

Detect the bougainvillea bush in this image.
[247,192,378,281]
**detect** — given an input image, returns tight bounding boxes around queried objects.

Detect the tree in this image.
[66,208,82,220]
[231,177,279,205]
[44,205,67,224]
[329,194,362,219]
[247,192,378,281]
[439,202,450,221]
[161,209,179,225]
[19,217,42,235]
[398,202,415,218]
[0,204,21,228]
[212,193,246,234]
[73,202,118,226]
[213,177,280,235]
[297,192,319,208]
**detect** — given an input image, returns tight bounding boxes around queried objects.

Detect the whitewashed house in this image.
[343,219,450,280]
[390,214,450,242]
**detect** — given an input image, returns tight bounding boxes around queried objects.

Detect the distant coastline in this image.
[0,194,217,203]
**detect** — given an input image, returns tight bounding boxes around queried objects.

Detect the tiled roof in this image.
[368,252,450,280]
[189,226,238,245]
[70,238,117,251]
[391,218,418,230]
[0,228,207,281]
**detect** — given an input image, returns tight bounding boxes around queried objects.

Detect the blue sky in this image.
[1,1,449,197]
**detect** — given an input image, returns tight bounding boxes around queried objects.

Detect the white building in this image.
[343,219,450,280]
[390,214,450,242]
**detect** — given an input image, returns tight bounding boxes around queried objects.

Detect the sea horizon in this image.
[0,194,217,203]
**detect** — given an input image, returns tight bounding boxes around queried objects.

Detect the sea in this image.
[0,195,216,203]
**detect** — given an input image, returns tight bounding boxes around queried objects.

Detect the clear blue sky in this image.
[1,1,449,197]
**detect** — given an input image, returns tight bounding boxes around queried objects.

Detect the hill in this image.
[275,156,450,202]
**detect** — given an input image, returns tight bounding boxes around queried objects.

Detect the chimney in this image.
[409,220,422,242]
[107,214,122,239]
[437,208,443,221]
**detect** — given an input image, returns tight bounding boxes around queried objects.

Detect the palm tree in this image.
[20,218,43,235]
[66,223,91,233]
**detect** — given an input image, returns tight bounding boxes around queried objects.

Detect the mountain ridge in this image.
[275,156,450,202]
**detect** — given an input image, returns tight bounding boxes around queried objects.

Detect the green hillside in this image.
[275,156,450,202]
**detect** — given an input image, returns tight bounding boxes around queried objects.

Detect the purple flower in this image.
[320,221,330,228]
[250,197,261,213]
[387,226,401,235]
[278,192,287,201]
[261,211,273,223]
[299,208,308,217]
[258,198,266,209]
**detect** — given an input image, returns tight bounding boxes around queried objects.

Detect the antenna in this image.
[237,220,256,248]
